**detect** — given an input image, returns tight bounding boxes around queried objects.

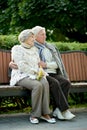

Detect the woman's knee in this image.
[41,78,49,87]
[33,81,43,91]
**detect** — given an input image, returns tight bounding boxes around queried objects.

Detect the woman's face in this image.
[25,34,35,46]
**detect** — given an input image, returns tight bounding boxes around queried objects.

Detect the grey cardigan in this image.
[45,43,68,78]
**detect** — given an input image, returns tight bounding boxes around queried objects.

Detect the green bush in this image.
[0,35,19,50]
[0,35,87,51]
[52,41,87,51]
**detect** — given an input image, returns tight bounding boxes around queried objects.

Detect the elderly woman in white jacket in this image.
[10,29,56,124]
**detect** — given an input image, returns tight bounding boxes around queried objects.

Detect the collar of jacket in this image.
[45,42,57,53]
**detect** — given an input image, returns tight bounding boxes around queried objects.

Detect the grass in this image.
[0,106,32,114]
[0,103,87,115]
[0,94,87,115]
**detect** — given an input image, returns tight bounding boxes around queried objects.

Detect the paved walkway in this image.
[0,108,87,130]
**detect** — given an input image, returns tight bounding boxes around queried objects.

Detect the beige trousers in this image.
[17,77,50,117]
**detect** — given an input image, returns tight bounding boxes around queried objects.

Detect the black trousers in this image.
[46,74,71,112]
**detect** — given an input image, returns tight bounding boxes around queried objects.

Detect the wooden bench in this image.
[0,49,87,97]
[61,51,87,93]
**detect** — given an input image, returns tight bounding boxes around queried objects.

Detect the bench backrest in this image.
[0,49,11,84]
[61,51,87,82]
[0,50,87,84]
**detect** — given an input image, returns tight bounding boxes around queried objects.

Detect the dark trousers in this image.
[46,74,71,112]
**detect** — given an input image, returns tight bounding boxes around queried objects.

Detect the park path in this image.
[0,108,87,130]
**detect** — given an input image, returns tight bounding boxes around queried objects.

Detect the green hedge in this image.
[0,35,19,50]
[0,35,87,51]
[52,41,87,51]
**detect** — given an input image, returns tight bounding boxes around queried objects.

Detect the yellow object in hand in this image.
[37,66,44,80]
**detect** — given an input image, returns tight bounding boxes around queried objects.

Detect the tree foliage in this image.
[0,0,87,42]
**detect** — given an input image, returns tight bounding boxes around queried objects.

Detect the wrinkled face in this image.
[25,34,35,46]
[35,29,46,44]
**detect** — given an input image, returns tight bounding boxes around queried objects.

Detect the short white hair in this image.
[18,29,33,43]
[32,26,45,36]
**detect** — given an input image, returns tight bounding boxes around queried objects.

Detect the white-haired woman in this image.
[10,29,56,124]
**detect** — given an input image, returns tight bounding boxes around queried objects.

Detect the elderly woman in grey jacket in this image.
[10,29,56,124]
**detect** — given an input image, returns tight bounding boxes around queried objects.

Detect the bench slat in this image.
[0,50,11,83]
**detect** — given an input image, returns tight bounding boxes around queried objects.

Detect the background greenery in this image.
[0,35,87,51]
[0,0,87,42]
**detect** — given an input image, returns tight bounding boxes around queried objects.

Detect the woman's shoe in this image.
[40,116,56,123]
[30,117,39,124]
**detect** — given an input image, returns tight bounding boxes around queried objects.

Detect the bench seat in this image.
[70,82,87,93]
[0,85,30,97]
[0,82,87,97]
